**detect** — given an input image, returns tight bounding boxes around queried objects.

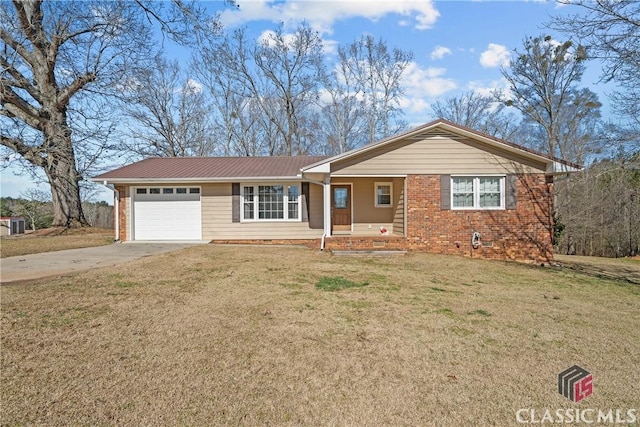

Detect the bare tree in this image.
[339,35,412,144]
[1,0,222,227]
[252,23,325,155]
[124,56,217,157]
[196,24,325,156]
[430,91,519,140]
[549,0,640,133]
[499,36,601,164]
[17,188,52,231]
[193,34,269,156]
[317,61,368,154]
[556,153,640,257]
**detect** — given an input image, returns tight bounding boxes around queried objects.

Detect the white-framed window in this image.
[375,182,393,207]
[452,176,505,209]
[241,183,301,221]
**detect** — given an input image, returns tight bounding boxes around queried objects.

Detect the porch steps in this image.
[330,250,407,257]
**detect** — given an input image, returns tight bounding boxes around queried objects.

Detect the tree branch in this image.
[12,0,48,59]
[0,134,45,167]
[0,27,39,71]
[0,56,42,103]
[0,85,43,130]
[57,73,96,109]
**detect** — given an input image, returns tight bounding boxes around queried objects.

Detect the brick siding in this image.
[115,185,127,241]
[324,174,554,263]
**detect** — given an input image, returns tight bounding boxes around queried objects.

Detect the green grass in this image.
[315,275,370,291]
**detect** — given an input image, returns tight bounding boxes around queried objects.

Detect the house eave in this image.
[546,161,582,175]
[91,176,305,185]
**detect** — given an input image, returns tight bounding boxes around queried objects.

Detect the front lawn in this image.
[1,246,638,425]
[0,227,113,258]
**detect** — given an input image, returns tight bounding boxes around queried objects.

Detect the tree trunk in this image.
[43,119,88,228]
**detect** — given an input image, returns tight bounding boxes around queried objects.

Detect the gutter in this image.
[300,174,329,252]
[90,175,305,184]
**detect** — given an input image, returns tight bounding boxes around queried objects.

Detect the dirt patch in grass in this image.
[1,246,639,425]
[0,227,113,258]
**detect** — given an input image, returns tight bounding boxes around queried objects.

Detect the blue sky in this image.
[0,0,616,202]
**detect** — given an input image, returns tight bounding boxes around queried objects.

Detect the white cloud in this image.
[430,45,452,60]
[400,62,457,114]
[322,38,339,55]
[184,79,203,94]
[479,43,511,68]
[466,78,508,98]
[257,29,297,48]
[220,0,440,35]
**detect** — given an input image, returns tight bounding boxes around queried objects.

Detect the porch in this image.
[323,177,406,238]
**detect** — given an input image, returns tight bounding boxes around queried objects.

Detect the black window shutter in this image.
[301,182,310,222]
[441,175,451,210]
[232,183,240,222]
[506,174,517,210]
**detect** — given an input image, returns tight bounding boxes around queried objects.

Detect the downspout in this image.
[300,174,331,251]
[322,175,332,251]
[103,181,119,242]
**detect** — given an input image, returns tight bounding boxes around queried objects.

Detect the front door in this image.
[331,185,352,232]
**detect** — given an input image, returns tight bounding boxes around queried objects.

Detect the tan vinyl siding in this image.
[308,183,324,230]
[332,135,547,175]
[393,183,405,236]
[201,183,324,240]
[332,177,404,236]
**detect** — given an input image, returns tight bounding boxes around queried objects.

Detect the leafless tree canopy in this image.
[549,0,640,131]
[190,26,412,156]
[123,57,216,157]
[430,91,518,141]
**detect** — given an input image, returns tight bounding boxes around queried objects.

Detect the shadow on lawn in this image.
[553,255,640,285]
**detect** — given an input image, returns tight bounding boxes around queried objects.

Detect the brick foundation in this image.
[323,236,407,251]
[211,239,318,249]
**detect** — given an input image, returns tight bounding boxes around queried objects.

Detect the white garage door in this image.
[133,187,201,241]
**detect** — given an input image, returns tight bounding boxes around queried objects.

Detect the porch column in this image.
[323,175,332,237]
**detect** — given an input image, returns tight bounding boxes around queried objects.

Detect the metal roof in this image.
[94,156,328,182]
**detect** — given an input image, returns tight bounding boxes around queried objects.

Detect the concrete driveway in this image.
[0,242,203,284]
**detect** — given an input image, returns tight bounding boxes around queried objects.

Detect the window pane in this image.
[189,188,200,194]
[149,188,160,194]
[258,185,284,219]
[288,185,299,219]
[163,188,173,194]
[136,188,147,194]
[480,193,501,207]
[334,188,347,209]
[452,178,474,207]
[376,184,391,206]
[176,188,187,194]
[479,177,502,208]
[453,193,474,207]
[453,178,473,193]
[243,186,254,219]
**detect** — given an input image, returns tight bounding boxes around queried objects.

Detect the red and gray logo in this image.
[558,365,593,402]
